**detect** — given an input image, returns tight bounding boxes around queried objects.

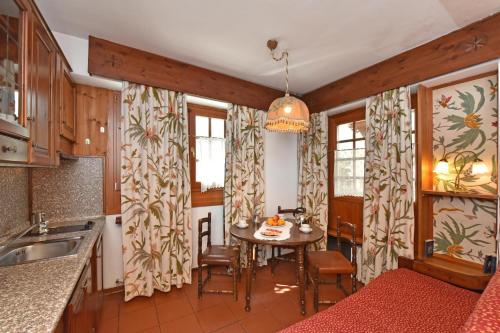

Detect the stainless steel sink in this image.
[0,236,84,267]
[25,221,94,237]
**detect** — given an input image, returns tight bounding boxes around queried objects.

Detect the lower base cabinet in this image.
[57,234,104,332]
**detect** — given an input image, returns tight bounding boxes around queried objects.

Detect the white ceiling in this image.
[36,0,500,95]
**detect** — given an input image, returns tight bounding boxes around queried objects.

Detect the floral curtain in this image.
[361,87,414,284]
[121,83,192,301]
[224,104,266,267]
[297,112,328,250]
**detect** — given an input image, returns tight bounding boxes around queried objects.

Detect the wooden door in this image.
[328,108,365,244]
[60,62,76,141]
[28,16,54,165]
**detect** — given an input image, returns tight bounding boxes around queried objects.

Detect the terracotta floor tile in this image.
[195,303,238,332]
[156,296,193,324]
[120,295,155,314]
[153,287,186,305]
[187,292,227,312]
[266,296,309,327]
[239,309,284,333]
[160,314,204,333]
[213,322,246,333]
[224,297,252,321]
[119,306,159,333]
[138,326,162,333]
[98,315,118,333]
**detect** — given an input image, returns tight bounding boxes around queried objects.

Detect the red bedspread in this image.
[280,268,480,333]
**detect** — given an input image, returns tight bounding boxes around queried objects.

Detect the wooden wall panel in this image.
[303,12,500,113]
[88,36,284,111]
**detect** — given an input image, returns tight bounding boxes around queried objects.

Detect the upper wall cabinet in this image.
[0,0,76,166]
[74,84,112,156]
[0,0,29,139]
[28,12,55,165]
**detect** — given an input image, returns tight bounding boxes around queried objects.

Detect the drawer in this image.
[0,134,28,163]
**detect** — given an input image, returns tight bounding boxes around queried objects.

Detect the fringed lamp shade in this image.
[265,94,310,133]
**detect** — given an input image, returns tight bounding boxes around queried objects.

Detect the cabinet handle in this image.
[27,116,35,122]
[2,145,17,153]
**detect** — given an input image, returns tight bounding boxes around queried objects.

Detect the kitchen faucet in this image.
[32,212,49,235]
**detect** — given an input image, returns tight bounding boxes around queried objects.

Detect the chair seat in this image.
[200,245,237,265]
[307,250,354,274]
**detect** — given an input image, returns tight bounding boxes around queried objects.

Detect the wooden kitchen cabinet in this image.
[62,234,104,333]
[74,85,112,156]
[27,12,56,165]
[104,91,121,215]
[53,52,76,162]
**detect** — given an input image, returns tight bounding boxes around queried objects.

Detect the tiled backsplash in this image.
[31,157,104,222]
[0,167,30,238]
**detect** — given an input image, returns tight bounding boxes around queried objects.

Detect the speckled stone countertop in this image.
[0,216,105,333]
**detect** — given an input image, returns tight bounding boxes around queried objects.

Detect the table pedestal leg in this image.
[245,242,254,312]
[297,245,306,315]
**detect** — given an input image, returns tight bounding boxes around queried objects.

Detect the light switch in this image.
[100,126,106,133]
[85,138,91,145]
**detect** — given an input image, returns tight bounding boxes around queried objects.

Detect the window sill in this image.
[192,188,224,207]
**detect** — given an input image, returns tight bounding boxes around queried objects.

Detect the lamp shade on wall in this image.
[471,159,488,175]
[434,158,449,174]
[265,94,310,133]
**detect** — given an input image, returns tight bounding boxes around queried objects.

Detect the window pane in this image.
[195,116,209,137]
[355,120,366,138]
[355,160,364,177]
[355,178,364,195]
[337,141,353,150]
[335,159,353,177]
[211,118,225,138]
[196,137,225,191]
[336,149,353,159]
[337,123,353,141]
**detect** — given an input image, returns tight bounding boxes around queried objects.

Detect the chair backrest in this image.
[336,216,357,270]
[278,206,306,217]
[198,213,211,264]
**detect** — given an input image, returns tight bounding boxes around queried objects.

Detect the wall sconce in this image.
[433,151,488,192]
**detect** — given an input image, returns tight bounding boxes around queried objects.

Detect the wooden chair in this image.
[269,206,306,275]
[198,213,240,301]
[306,216,357,312]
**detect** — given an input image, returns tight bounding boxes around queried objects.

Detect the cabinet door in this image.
[28,16,54,165]
[60,62,75,141]
[105,92,121,214]
[0,0,30,139]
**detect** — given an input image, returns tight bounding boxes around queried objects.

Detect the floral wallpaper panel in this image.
[432,74,498,264]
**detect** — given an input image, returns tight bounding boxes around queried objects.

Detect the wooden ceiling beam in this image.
[303,12,500,113]
[88,36,283,110]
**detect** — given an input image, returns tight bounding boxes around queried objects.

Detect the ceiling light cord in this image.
[270,49,289,95]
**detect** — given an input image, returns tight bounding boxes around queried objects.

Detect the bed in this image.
[280,268,482,333]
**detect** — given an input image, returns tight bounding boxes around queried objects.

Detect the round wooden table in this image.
[230,219,323,315]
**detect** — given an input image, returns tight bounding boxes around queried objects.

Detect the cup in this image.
[300,224,312,233]
[238,219,248,228]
